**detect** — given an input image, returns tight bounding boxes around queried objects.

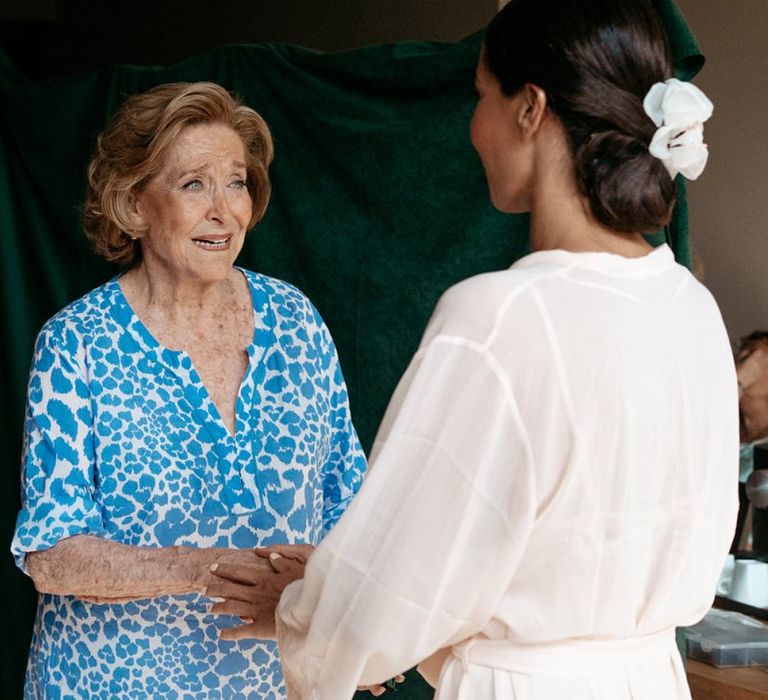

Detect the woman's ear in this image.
[124,189,146,235]
[517,83,548,138]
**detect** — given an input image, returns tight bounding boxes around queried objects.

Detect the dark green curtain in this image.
[0,4,701,697]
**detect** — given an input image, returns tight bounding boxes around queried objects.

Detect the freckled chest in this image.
[184,312,251,436]
[146,281,253,437]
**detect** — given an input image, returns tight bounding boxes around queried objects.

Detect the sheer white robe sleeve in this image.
[276,335,537,699]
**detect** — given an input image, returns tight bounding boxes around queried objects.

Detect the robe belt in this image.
[451,628,677,676]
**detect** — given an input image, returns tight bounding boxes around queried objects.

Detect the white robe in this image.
[277,245,739,699]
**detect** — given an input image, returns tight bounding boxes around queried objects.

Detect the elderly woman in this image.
[10,82,365,699]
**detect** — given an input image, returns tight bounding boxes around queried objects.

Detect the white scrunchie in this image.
[643,78,713,180]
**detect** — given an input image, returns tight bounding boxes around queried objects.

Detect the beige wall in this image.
[676,0,768,344]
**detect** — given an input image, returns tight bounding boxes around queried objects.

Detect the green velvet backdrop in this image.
[0,5,700,697]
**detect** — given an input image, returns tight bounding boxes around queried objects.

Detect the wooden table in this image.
[687,659,768,699]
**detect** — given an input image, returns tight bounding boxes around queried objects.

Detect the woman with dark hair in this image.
[210,1,738,697]
[11,81,365,698]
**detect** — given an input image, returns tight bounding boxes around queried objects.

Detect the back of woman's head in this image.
[485,0,676,233]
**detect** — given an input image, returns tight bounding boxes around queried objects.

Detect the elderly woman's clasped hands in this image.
[209,545,405,695]
[208,544,312,640]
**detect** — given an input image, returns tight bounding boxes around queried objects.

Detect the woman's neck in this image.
[526,117,654,259]
[120,261,238,322]
[529,200,653,258]
[531,178,653,258]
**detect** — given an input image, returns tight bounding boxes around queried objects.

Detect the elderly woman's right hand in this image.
[255,543,315,565]
[206,553,306,640]
[201,548,273,589]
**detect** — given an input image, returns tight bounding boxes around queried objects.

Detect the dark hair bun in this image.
[569,106,677,233]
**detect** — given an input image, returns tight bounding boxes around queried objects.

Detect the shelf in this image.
[687,659,768,699]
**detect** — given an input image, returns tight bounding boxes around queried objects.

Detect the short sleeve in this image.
[311,310,366,532]
[10,323,106,573]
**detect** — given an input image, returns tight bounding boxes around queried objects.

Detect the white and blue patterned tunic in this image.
[11,269,366,699]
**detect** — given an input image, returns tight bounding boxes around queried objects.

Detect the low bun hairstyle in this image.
[485,0,676,233]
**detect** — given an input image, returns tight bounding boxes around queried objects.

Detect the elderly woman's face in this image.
[132,122,252,283]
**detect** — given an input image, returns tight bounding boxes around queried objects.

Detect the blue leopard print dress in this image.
[11,269,366,699]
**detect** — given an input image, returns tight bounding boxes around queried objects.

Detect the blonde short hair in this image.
[84,82,274,267]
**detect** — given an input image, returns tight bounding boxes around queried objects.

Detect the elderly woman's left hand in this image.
[207,554,305,640]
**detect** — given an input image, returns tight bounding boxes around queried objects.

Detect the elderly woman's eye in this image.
[182,179,203,190]
[230,179,248,189]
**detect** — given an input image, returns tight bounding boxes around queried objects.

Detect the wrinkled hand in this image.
[358,675,406,696]
[255,543,315,565]
[200,548,271,591]
[737,341,768,442]
[206,554,305,640]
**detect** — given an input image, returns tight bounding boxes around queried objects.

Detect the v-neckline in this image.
[113,268,273,443]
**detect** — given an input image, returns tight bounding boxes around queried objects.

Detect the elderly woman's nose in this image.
[206,184,234,220]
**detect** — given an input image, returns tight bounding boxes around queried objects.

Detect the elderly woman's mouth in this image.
[192,236,232,250]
